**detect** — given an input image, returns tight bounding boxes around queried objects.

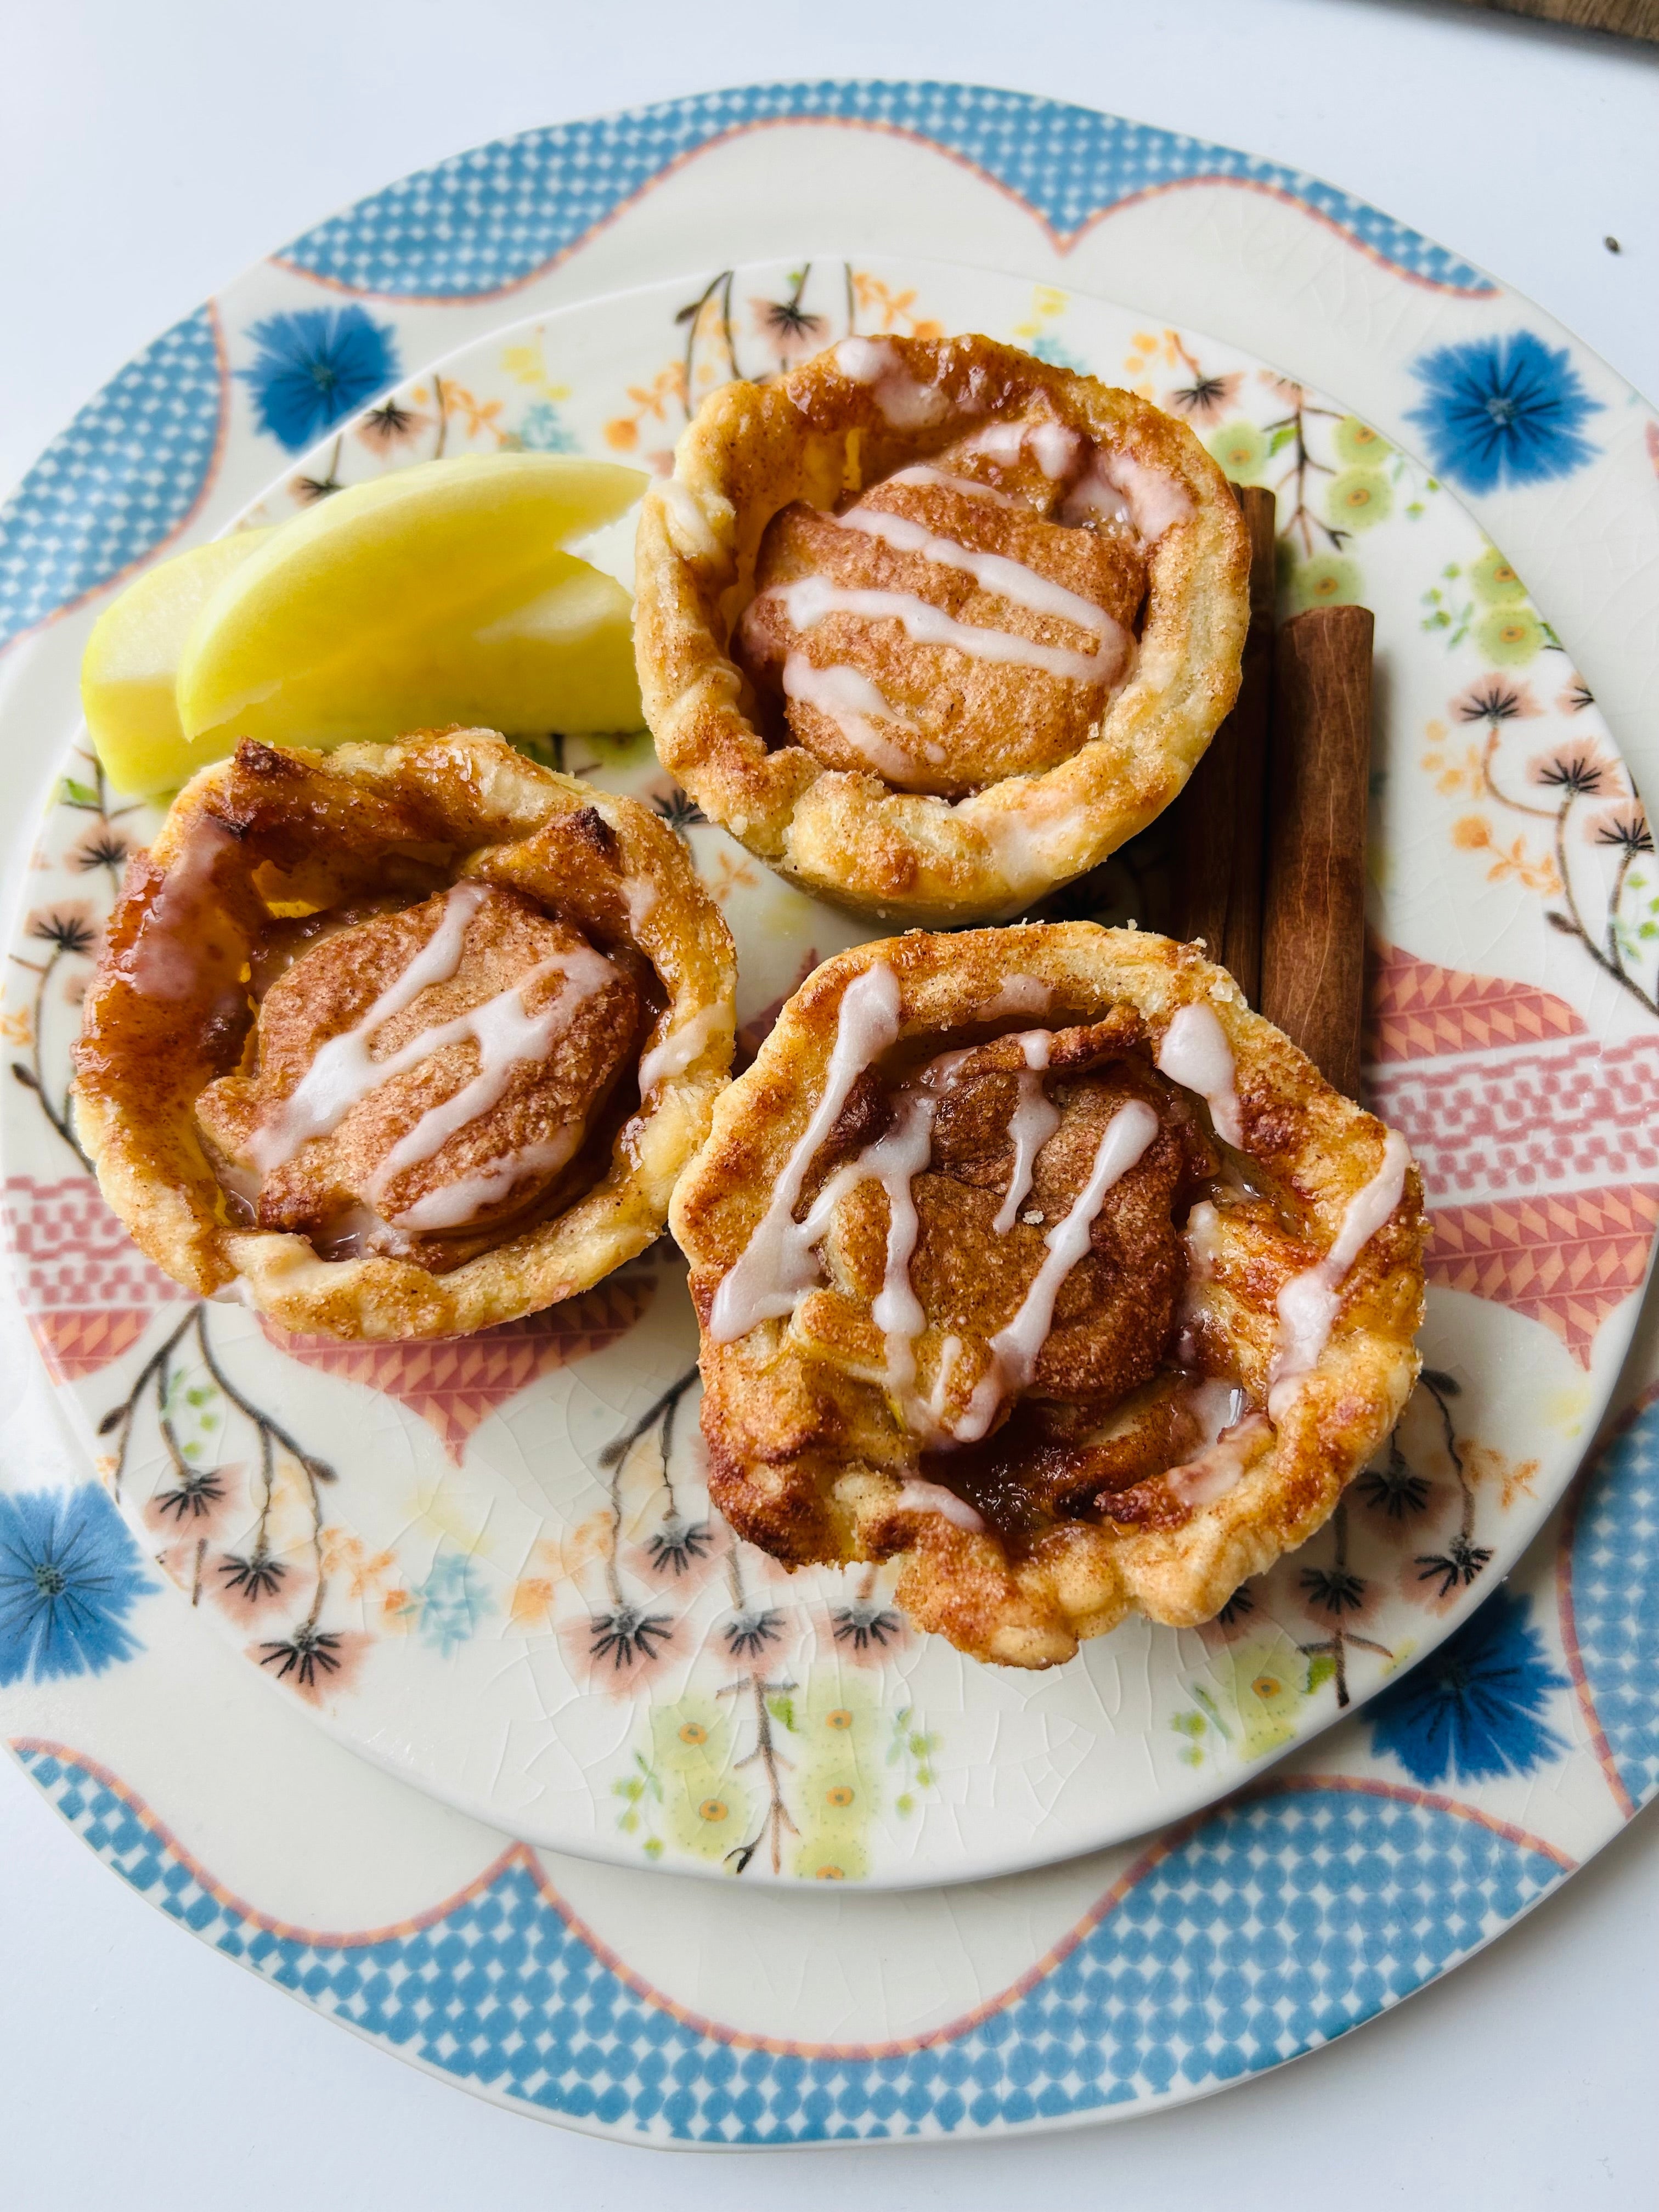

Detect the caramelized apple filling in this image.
[674,929,1424,1666]
[716,996,1271,1549]
[637,334,1251,926]
[735,421,1153,796]
[196,882,644,1269]
[74,732,736,1336]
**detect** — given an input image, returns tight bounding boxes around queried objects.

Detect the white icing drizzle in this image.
[127,818,242,1002]
[366,945,618,1204]
[623,877,658,933]
[1061,452,1193,541]
[964,422,1026,464]
[392,1131,581,1232]
[777,1065,957,1418]
[312,1200,406,1261]
[831,503,1121,640]
[706,972,1176,1468]
[1268,1132,1412,1414]
[832,337,950,429]
[772,575,1125,685]
[982,974,1051,1019]
[894,1477,986,1533]
[855,1091,939,1407]
[658,478,721,562]
[1171,1198,1224,1369]
[1186,1376,1248,1448]
[978,793,1087,888]
[834,336,898,383]
[1156,1002,1244,1148]
[952,1100,1161,1442]
[1030,421,1084,480]
[927,1334,965,1425]
[915,1043,979,1093]
[781,651,935,782]
[884,464,1028,511]
[963,419,1082,480]
[245,879,618,1233]
[706,981,1066,1440]
[878,382,952,432]
[708,963,902,1343]
[637,1002,725,1097]
[1166,1410,1273,1509]
[1183,1198,1224,1281]
[1109,453,1194,541]
[249,884,487,1170]
[992,1032,1060,1235]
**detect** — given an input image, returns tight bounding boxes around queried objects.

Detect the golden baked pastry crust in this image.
[635,334,1249,925]
[670,926,1426,1669]
[75,730,735,1340]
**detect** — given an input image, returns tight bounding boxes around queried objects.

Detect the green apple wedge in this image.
[175,453,648,753]
[81,531,271,797]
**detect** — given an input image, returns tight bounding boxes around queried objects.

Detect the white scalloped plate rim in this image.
[0,82,1654,2147]
[5,249,1650,1887]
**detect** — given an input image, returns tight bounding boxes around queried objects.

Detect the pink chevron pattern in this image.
[262,1273,657,1460]
[3,1174,187,1379]
[1364,943,1659,1365]
[1421,1188,1659,1364]
[8,943,1655,1393]
[1364,940,1586,1063]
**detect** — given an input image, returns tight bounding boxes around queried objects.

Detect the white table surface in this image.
[2,3,1657,2203]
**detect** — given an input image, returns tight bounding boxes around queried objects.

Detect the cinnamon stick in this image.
[1171,484,1277,1000]
[1259,603,1374,1100]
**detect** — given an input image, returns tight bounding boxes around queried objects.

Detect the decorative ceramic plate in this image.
[2,80,1657,2137]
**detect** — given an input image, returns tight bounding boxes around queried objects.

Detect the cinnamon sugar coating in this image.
[635,334,1249,923]
[670,927,1426,1668]
[196,886,640,1268]
[800,1025,1207,1410]
[74,731,735,1340]
[736,467,1148,794]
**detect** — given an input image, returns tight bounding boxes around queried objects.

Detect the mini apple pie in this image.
[635,333,1250,925]
[670,927,1425,1669]
[75,730,735,1339]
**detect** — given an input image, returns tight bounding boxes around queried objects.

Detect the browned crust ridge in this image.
[74,730,736,1340]
[635,334,1250,926]
[669,926,1425,1669]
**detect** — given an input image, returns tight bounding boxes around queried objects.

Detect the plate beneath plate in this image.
[2,81,1657,2146]
[5,250,1652,1887]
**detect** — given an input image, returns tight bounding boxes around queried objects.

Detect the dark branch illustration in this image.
[100,1304,338,1664]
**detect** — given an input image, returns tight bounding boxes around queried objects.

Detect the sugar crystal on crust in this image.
[634,334,1251,924]
[74,731,736,1341]
[195,883,640,1270]
[670,926,1426,1668]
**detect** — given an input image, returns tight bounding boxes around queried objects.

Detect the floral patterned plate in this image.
[2,80,1657,2139]
[9,249,1649,1886]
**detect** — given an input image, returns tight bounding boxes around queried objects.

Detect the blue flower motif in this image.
[1367,1585,1567,1787]
[1030,335,1087,373]
[512,400,578,454]
[238,306,400,452]
[0,1487,155,1684]
[1406,330,1601,495]
[414,1551,492,1658]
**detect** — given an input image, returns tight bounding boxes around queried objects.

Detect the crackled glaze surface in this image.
[7,257,1651,1885]
[2,80,1658,2144]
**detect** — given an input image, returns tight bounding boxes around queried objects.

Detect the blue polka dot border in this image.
[0,78,1499,660]
[14,1746,1567,2145]
[278,81,1495,303]
[0,306,225,654]
[1565,1391,1659,1814]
